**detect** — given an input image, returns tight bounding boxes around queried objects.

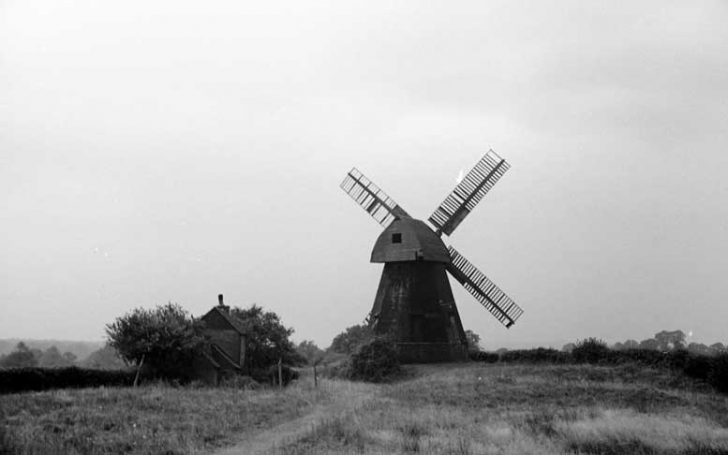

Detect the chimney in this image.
[217,293,229,313]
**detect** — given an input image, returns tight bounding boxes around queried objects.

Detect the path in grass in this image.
[215,364,728,455]
[210,380,378,455]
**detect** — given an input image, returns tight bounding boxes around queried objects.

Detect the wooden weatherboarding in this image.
[341,150,524,363]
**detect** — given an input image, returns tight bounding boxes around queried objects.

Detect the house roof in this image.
[201,306,249,334]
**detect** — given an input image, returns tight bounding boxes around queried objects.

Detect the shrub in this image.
[250,364,299,386]
[347,338,400,383]
[571,338,610,364]
[469,351,499,363]
[0,367,135,394]
[683,353,713,381]
[611,348,667,366]
[710,353,728,393]
[500,348,569,364]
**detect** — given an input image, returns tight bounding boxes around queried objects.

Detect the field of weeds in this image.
[2,363,728,455]
[0,381,326,455]
[271,363,728,455]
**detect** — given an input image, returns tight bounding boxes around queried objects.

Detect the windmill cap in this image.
[371,218,450,263]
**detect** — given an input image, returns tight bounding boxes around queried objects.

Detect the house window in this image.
[392,233,402,243]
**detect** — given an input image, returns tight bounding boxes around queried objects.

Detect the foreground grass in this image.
[2,363,728,454]
[0,382,327,455]
[272,364,728,455]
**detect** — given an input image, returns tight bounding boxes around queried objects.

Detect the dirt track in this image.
[209,381,376,455]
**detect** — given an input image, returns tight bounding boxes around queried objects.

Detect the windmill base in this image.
[369,261,469,364]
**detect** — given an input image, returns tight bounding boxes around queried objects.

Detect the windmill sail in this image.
[446,246,523,328]
[340,168,410,227]
[429,150,510,236]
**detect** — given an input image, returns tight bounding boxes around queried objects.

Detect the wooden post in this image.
[313,363,318,388]
[278,357,283,389]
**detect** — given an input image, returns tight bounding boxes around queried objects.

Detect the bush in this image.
[469,351,499,363]
[347,338,400,383]
[572,338,610,364]
[610,348,667,366]
[500,348,570,364]
[250,364,299,386]
[710,353,728,393]
[0,367,135,394]
[683,353,714,380]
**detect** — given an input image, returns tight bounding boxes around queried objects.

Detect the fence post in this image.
[278,357,283,389]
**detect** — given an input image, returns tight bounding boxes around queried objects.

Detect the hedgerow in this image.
[469,347,728,394]
[0,367,135,394]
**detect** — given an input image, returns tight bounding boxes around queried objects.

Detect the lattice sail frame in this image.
[340,168,410,227]
[429,150,510,236]
[446,246,523,328]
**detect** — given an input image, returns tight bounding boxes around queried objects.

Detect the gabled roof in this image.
[201,306,249,334]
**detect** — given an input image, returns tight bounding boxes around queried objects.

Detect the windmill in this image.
[340,150,524,362]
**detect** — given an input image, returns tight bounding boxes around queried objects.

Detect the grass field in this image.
[2,363,728,454]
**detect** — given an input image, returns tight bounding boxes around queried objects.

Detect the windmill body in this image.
[341,151,524,363]
[370,217,468,362]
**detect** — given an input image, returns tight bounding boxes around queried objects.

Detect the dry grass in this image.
[2,363,728,454]
[269,363,728,455]
[0,382,327,454]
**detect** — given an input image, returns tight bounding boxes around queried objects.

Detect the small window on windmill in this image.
[392,233,402,244]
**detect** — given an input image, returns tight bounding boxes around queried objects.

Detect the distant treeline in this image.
[0,339,102,359]
[0,342,126,370]
[471,338,728,394]
[561,330,726,357]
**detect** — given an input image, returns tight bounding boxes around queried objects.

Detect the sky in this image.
[1,1,727,350]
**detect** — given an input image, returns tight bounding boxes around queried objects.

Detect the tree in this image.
[638,338,658,350]
[81,345,127,370]
[230,304,303,373]
[623,339,639,350]
[687,342,712,356]
[296,340,325,365]
[330,324,374,354]
[39,346,74,368]
[654,330,686,351]
[572,338,610,363]
[106,303,206,380]
[62,352,77,364]
[464,330,481,352]
[562,343,576,353]
[0,342,38,368]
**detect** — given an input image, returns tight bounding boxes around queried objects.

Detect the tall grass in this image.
[3,363,728,454]
[0,382,326,455]
[270,364,728,455]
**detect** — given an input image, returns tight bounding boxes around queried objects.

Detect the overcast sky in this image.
[2,1,727,349]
